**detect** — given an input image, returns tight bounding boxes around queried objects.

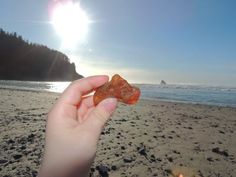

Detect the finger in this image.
[57,75,108,106]
[77,102,88,123]
[78,107,94,123]
[81,95,95,108]
[77,96,94,121]
[85,98,117,133]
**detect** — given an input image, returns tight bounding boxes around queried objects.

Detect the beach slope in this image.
[0,89,235,177]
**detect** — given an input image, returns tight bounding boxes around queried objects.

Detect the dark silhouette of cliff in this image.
[0,28,83,81]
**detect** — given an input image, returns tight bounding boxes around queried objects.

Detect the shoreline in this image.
[0,88,236,176]
[0,87,235,108]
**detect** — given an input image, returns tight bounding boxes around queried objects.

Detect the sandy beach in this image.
[0,88,236,177]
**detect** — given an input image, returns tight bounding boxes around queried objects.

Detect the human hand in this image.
[39,76,117,177]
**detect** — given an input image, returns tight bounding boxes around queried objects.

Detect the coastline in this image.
[0,88,236,176]
[1,80,236,108]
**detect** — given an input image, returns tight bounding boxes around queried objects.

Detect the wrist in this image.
[38,158,91,177]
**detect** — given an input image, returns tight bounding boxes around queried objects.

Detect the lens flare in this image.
[51,1,90,49]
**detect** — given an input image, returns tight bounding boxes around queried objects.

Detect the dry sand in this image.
[0,88,236,177]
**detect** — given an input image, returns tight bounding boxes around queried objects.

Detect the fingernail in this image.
[100,98,117,113]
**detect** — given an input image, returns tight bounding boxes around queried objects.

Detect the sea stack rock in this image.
[160,80,167,85]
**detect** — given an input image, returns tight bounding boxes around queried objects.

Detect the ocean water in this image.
[0,80,70,93]
[139,84,236,107]
[0,80,236,107]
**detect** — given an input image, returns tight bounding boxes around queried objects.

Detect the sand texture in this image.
[0,89,236,177]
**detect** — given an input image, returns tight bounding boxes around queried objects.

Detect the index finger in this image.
[57,75,109,106]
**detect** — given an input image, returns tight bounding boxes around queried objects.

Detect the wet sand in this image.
[0,88,236,177]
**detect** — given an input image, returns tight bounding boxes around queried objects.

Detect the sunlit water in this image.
[0,80,70,93]
[0,80,236,107]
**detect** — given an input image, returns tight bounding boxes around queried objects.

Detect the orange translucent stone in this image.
[94,74,141,105]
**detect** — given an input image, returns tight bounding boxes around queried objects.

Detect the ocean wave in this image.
[1,80,236,107]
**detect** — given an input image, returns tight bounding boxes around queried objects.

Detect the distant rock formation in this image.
[0,28,83,81]
[160,80,167,85]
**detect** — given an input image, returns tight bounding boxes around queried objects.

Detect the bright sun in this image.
[51,1,90,49]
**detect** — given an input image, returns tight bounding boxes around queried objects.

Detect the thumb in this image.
[86,98,117,132]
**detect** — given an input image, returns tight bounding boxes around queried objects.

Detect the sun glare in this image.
[51,2,90,49]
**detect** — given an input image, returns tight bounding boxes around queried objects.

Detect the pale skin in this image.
[38,75,117,177]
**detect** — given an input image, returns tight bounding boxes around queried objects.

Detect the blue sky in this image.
[0,0,236,86]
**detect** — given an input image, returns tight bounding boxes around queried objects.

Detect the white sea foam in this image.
[1,81,236,107]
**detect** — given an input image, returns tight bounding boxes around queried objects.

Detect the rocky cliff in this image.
[0,28,83,81]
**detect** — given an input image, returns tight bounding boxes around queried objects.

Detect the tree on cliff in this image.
[0,28,83,81]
